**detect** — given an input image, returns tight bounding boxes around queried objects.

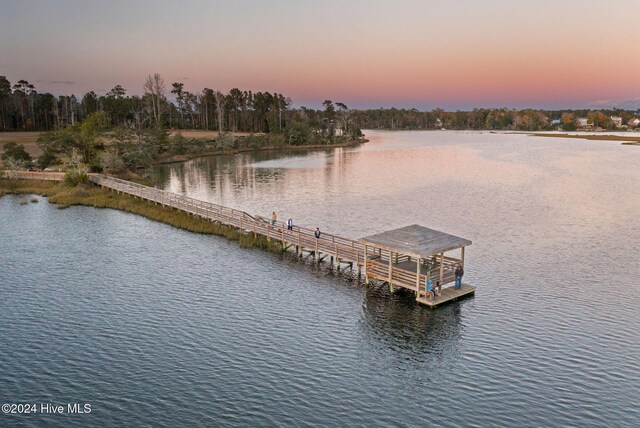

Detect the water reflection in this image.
[152,132,558,239]
[360,286,465,359]
[156,149,349,200]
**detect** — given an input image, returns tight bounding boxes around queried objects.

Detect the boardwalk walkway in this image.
[4,171,475,307]
[89,174,368,270]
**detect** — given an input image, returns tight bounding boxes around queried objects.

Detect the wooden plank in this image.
[419,283,476,307]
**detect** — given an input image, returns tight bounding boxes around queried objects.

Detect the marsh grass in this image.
[529,133,640,143]
[0,178,284,253]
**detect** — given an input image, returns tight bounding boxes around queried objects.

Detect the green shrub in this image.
[64,169,88,186]
[1,142,32,162]
[285,121,312,145]
[37,150,59,169]
[215,132,235,150]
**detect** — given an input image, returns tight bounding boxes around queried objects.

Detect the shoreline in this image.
[524,132,640,145]
[0,130,368,162]
[155,138,368,164]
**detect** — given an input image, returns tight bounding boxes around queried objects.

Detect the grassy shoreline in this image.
[155,138,368,164]
[525,132,640,144]
[0,130,369,163]
[0,178,283,252]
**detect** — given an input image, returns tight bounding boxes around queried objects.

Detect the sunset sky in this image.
[2,0,639,110]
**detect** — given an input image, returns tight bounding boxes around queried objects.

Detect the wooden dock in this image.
[420,283,475,307]
[5,171,475,308]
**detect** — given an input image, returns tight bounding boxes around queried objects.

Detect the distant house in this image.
[550,119,561,125]
[628,118,640,128]
[577,117,589,128]
[610,116,623,128]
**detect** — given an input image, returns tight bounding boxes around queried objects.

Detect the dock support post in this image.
[315,238,319,261]
[416,256,421,301]
[388,251,393,292]
[461,247,465,267]
[439,252,444,292]
[364,244,369,284]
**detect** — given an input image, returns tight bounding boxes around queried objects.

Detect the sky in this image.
[1,0,639,110]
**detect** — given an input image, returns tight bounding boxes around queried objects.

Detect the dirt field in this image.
[0,132,42,157]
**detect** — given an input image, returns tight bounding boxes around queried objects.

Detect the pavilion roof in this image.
[358,224,471,258]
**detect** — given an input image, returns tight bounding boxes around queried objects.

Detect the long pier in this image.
[89,174,368,269]
[4,171,475,307]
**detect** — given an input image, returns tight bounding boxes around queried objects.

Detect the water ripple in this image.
[2,132,640,426]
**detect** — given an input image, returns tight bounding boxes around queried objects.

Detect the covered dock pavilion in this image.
[359,224,474,307]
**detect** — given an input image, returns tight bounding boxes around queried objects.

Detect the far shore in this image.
[523,132,640,145]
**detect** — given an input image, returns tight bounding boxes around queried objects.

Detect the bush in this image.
[1,142,32,162]
[269,134,285,147]
[170,133,189,155]
[215,132,235,150]
[285,122,312,145]
[37,150,59,169]
[64,169,88,186]
[100,151,125,174]
[245,134,267,149]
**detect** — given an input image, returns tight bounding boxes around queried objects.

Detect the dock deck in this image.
[420,283,476,308]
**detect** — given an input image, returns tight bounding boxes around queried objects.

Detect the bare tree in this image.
[336,102,349,135]
[3,157,24,180]
[214,91,225,132]
[144,73,166,126]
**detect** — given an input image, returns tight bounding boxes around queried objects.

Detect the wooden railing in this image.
[366,257,456,294]
[8,171,448,294]
[88,174,376,274]
[2,171,65,181]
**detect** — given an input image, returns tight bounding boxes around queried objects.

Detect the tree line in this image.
[1,73,367,178]
[3,73,637,135]
[349,107,640,131]
[0,74,362,138]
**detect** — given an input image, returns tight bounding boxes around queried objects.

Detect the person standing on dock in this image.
[271,211,277,225]
[315,227,321,239]
[455,265,464,289]
[287,218,293,230]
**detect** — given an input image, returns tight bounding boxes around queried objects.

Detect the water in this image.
[1,131,639,426]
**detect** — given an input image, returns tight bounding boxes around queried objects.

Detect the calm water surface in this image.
[1,131,639,426]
